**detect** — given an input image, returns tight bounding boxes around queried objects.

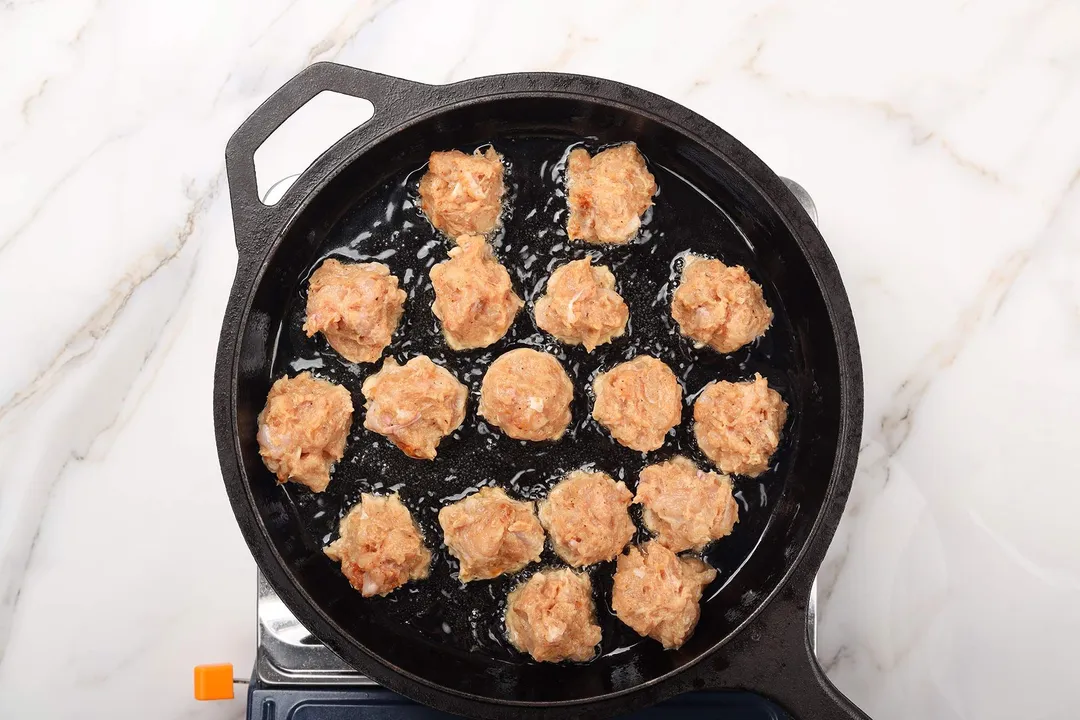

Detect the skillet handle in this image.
[712,575,869,719]
[224,63,436,258]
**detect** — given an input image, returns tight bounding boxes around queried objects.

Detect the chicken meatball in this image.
[419,147,505,237]
[611,541,717,649]
[566,143,657,244]
[361,355,468,460]
[430,234,522,350]
[303,259,406,364]
[534,257,629,352]
[257,372,353,493]
[478,349,574,442]
[671,255,772,354]
[538,470,635,567]
[591,356,683,452]
[438,487,545,582]
[505,568,601,663]
[635,456,738,552]
[693,373,787,477]
[324,493,431,597]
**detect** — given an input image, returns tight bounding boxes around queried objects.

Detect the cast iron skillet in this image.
[215,62,867,719]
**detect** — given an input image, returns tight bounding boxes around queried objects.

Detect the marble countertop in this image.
[2,0,1078,718]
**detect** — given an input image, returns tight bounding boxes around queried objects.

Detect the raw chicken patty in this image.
[438,487,545,582]
[566,143,657,244]
[671,255,773,354]
[538,470,635,567]
[361,355,468,460]
[694,373,787,477]
[324,493,431,597]
[478,348,574,442]
[304,258,406,364]
[534,256,628,352]
[592,356,683,452]
[611,541,717,649]
[504,568,601,663]
[256,372,353,493]
[430,234,522,350]
[419,147,505,237]
[635,456,738,552]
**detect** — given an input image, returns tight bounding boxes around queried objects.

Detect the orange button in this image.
[193,664,235,701]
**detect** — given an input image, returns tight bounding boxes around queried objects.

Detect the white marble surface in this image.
[1,0,1079,718]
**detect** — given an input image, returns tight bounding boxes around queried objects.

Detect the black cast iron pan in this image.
[215,62,867,719]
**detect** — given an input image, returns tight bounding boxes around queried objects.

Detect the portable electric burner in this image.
[245,569,811,718]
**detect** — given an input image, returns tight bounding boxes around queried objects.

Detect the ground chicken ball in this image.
[566,143,657,244]
[430,234,522,350]
[538,470,635,567]
[534,257,629,352]
[591,356,683,452]
[438,487,545,582]
[671,255,773,354]
[256,372,353,493]
[419,147,505,237]
[478,349,574,442]
[611,541,717,649]
[361,355,468,460]
[303,259,406,364]
[505,568,601,663]
[324,494,431,597]
[694,373,787,477]
[635,456,738,552]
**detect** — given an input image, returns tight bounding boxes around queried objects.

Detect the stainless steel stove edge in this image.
[257,571,376,686]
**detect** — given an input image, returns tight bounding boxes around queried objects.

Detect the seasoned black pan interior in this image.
[234,96,843,703]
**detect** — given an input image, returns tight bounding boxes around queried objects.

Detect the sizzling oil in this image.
[269,137,800,664]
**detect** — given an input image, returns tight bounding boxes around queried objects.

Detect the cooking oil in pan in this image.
[272,136,800,665]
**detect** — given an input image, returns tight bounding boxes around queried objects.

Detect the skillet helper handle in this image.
[224,62,432,257]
